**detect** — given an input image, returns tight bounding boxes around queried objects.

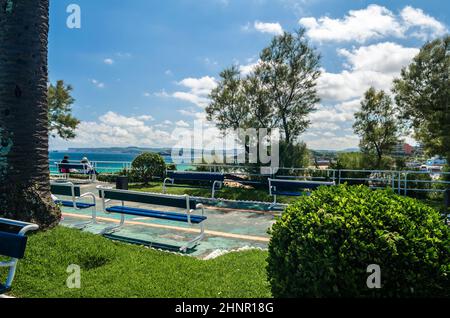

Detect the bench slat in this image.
[272,191,309,196]
[51,184,81,197]
[106,206,206,224]
[57,163,88,170]
[271,179,335,191]
[167,171,224,182]
[0,232,28,259]
[101,190,197,210]
[55,200,95,209]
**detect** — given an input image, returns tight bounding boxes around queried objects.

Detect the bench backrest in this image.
[100,189,197,210]
[51,184,81,197]
[167,171,224,182]
[0,232,28,259]
[269,179,335,191]
[57,163,88,170]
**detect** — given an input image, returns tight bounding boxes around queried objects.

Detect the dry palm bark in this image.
[0,0,60,228]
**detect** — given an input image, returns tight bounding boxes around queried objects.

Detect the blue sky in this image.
[48,0,449,150]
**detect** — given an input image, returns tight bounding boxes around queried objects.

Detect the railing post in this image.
[444,188,450,210]
[404,172,408,196]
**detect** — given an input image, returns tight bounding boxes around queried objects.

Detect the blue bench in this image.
[55,162,96,182]
[0,218,38,295]
[163,171,225,198]
[51,182,97,228]
[98,187,206,252]
[268,178,336,204]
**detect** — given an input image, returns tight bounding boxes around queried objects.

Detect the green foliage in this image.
[48,80,80,140]
[166,163,177,171]
[393,36,450,163]
[444,165,450,182]
[206,28,320,157]
[353,88,400,167]
[331,152,365,170]
[130,152,166,184]
[279,141,310,168]
[331,151,396,171]
[404,172,433,200]
[267,185,450,297]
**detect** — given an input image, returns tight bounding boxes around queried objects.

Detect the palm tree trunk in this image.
[0,0,60,228]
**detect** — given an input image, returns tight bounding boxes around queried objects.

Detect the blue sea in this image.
[49,151,146,164]
[48,151,187,173]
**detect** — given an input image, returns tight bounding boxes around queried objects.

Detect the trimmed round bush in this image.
[267,184,450,297]
[130,152,166,184]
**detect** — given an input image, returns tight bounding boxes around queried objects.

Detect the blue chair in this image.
[0,218,38,295]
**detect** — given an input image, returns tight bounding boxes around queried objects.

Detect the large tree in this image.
[48,80,80,140]
[353,87,400,167]
[0,0,60,228]
[206,29,320,166]
[393,36,450,163]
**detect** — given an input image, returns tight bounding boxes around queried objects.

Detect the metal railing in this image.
[49,160,450,196]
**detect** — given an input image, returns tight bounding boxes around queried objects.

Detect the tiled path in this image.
[57,181,280,258]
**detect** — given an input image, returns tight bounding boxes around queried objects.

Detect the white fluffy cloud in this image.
[172,76,217,108]
[304,99,363,150]
[304,134,360,150]
[176,120,190,127]
[337,42,419,74]
[50,112,173,148]
[299,4,447,43]
[254,21,284,35]
[318,42,419,102]
[299,5,403,43]
[400,6,447,40]
[309,99,361,124]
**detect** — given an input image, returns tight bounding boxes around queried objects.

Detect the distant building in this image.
[392,143,414,157]
[313,158,331,170]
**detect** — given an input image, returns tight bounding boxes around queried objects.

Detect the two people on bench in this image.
[59,156,98,175]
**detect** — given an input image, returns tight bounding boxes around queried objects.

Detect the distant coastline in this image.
[61,147,172,156]
[50,146,361,155]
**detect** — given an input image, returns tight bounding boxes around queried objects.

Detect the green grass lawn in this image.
[1,227,271,298]
[128,182,298,204]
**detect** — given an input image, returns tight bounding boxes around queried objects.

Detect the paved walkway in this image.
[57,180,279,258]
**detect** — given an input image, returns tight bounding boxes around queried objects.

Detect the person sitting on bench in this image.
[60,155,70,173]
[81,157,98,176]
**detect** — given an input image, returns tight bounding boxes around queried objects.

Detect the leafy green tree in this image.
[393,36,450,163]
[256,29,321,144]
[206,29,321,167]
[353,88,400,167]
[279,141,310,168]
[48,80,80,139]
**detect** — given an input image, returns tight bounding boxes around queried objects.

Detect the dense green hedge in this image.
[267,184,450,297]
[130,152,166,184]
